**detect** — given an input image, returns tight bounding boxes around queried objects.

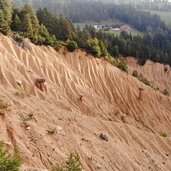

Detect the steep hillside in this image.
[0,34,171,171]
[127,57,171,93]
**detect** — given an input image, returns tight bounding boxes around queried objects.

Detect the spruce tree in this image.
[11,14,22,31]
[99,40,109,57]
[0,0,12,34]
[56,15,72,41]
[22,13,32,36]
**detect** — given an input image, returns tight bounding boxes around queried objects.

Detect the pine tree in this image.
[56,15,72,41]
[0,0,12,34]
[22,13,33,36]
[11,14,22,31]
[0,10,5,30]
[37,8,56,35]
[113,45,119,57]
[99,40,109,57]
[21,5,39,35]
[38,24,53,45]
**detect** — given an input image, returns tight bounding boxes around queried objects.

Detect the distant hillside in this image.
[143,9,171,28]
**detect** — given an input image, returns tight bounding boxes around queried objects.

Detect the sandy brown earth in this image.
[0,33,171,171]
[127,57,171,93]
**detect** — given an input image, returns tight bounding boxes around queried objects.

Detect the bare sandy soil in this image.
[127,57,171,93]
[0,34,171,171]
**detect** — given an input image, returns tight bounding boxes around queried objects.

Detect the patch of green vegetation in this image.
[160,131,167,137]
[51,153,81,171]
[87,38,101,57]
[162,88,170,96]
[138,74,150,86]
[67,40,78,52]
[0,141,21,171]
[132,70,138,77]
[133,71,170,96]
[111,58,128,72]
[132,70,150,86]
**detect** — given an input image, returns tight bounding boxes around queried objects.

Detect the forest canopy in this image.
[0,0,171,66]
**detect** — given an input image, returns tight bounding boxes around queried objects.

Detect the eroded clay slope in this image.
[0,34,171,171]
[127,57,171,93]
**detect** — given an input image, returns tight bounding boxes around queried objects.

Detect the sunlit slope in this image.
[0,34,171,171]
[127,57,171,93]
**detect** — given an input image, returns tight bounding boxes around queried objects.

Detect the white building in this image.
[94,25,103,30]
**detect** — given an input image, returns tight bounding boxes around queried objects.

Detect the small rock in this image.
[79,95,83,102]
[16,80,22,87]
[57,125,63,131]
[96,165,101,169]
[100,133,108,141]
[0,109,5,116]
[26,126,30,130]
[88,157,93,161]
[47,128,56,135]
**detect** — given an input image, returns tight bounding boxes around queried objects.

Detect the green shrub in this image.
[132,70,138,77]
[51,153,81,171]
[160,131,167,137]
[104,55,111,62]
[13,33,23,44]
[162,89,169,96]
[132,71,151,86]
[0,141,21,171]
[112,58,128,72]
[87,38,101,57]
[51,40,61,51]
[43,36,54,46]
[138,74,150,86]
[67,40,78,52]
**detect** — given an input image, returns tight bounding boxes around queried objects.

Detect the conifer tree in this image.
[99,40,109,57]
[56,15,72,41]
[0,0,12,34]
[12,14,22,31]
[22,13,32,36]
